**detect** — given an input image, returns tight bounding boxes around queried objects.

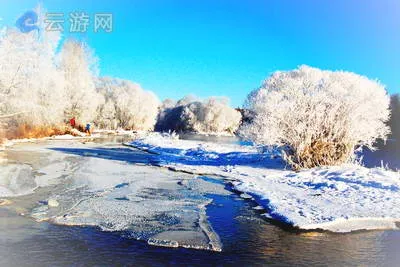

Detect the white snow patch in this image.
[128,133,400,233]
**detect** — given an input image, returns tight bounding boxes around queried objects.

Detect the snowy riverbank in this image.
[128,133,400,233]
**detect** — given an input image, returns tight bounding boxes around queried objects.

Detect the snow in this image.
[2,131,400,252]
[128,133,400,233]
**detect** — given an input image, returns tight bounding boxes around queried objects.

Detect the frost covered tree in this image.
[240,65,391,170]
[94,77,160,131]
[182,97,242,134]
[0,5,161,139]
[156,96,242,135]
[94,98,118,130]
[93,77,117,129]
[59,40,101,125]
[0,7,66,136]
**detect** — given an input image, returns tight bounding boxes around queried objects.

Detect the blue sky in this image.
[1,0,399,107]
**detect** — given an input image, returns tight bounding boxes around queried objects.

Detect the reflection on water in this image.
[0,136,399,266]
[1,190,399,266]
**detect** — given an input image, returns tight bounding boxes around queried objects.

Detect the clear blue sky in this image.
[1,0,399,107]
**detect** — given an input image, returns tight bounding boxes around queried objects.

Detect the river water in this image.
[0,135,399,266]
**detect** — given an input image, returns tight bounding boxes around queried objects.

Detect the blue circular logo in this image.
[16,10,39,33]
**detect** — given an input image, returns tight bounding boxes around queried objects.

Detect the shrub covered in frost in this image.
[240,65,391,170]
[95,77,160,131]
[156,96,242,135]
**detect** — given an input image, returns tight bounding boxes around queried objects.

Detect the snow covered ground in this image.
[128,133,400,233]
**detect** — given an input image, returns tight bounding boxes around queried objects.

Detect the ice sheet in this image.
[30,156,224,251]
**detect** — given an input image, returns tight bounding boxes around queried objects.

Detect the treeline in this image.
[156,96,241,135]
[0,9,241,138]
[0,9,397,170]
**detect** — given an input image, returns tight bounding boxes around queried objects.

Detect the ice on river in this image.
[2,140,226,251]
[0,143,78,197]
[128,133,400,233]
[0,164,35,197]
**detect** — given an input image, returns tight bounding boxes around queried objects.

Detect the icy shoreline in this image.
[127,133,400,233]
[0,138,226,251]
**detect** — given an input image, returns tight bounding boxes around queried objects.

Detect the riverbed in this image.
[0,135,399,266]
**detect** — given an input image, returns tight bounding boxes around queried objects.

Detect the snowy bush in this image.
[95,77,160,131]
[156,96,242,135]
[240,65,391,170]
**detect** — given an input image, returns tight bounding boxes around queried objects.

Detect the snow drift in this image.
[128,133,400,233]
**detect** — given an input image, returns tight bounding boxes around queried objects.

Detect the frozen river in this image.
[0,135,399,266]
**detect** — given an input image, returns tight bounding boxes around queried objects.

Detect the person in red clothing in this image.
[70,117,76,129]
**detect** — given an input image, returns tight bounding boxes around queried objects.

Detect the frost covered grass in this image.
[128,133,400,233]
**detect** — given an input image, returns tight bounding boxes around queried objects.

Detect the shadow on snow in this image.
[49,144,285,170]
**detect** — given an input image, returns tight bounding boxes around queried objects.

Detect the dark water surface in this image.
[362,139,400,171]
[1,135,399,266]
